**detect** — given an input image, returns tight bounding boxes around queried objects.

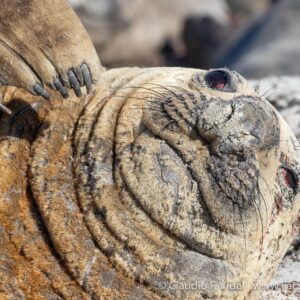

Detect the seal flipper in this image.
[0,0,102,99]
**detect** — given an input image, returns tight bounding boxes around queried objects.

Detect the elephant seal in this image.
[0,1,299,300]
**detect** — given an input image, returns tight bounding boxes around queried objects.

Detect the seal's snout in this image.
[187,68,280,154]
[196,96,280,154]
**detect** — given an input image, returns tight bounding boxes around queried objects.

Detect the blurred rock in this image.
[182,16,230,69]
[178,0,276,70]
[226,0,270,23]
[69,0,123,47]
[69,0,229,67]
[215,0,300,78]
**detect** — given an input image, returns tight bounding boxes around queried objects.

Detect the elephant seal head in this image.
[2,67,295,299]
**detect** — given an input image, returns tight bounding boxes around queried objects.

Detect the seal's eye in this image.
[205,70,228,90]
[281,168,298,190]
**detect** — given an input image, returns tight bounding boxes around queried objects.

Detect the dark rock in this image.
[182,16,230,69]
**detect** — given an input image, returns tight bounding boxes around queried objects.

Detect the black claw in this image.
[68,70,82,97]
[53,77,69,98]
[74,67,84,86]
[81,64,92,94]
[33,83,51,100]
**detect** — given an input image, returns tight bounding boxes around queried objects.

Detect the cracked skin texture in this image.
[0,1,300,300]
[0,67,300,300]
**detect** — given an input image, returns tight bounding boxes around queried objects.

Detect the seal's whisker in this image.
[264,91,279,103]
[112,96,163,109]
[258,86,275,99]
[117,85,169,101]
[144,83,197,122]
[249,194,265,244]
[112,94,154,101]
[143,82,181,100]
[256,170,270,215]
[165,85,191,95]
[115,91,167,103]
[116,85,198,128]
[165,85,197,107]
[111,94,167,112]
[257,187,269,224]
[146,83,192,105]
[256,169,272,193]
[236,203,248,267]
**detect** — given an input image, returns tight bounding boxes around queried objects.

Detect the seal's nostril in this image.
[205,70,228,90]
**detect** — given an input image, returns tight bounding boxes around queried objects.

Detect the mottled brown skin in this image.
[0,1,300,300]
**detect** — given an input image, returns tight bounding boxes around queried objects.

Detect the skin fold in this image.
[0,1,299,300]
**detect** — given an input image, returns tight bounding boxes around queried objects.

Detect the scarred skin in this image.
[0,1,300,300]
